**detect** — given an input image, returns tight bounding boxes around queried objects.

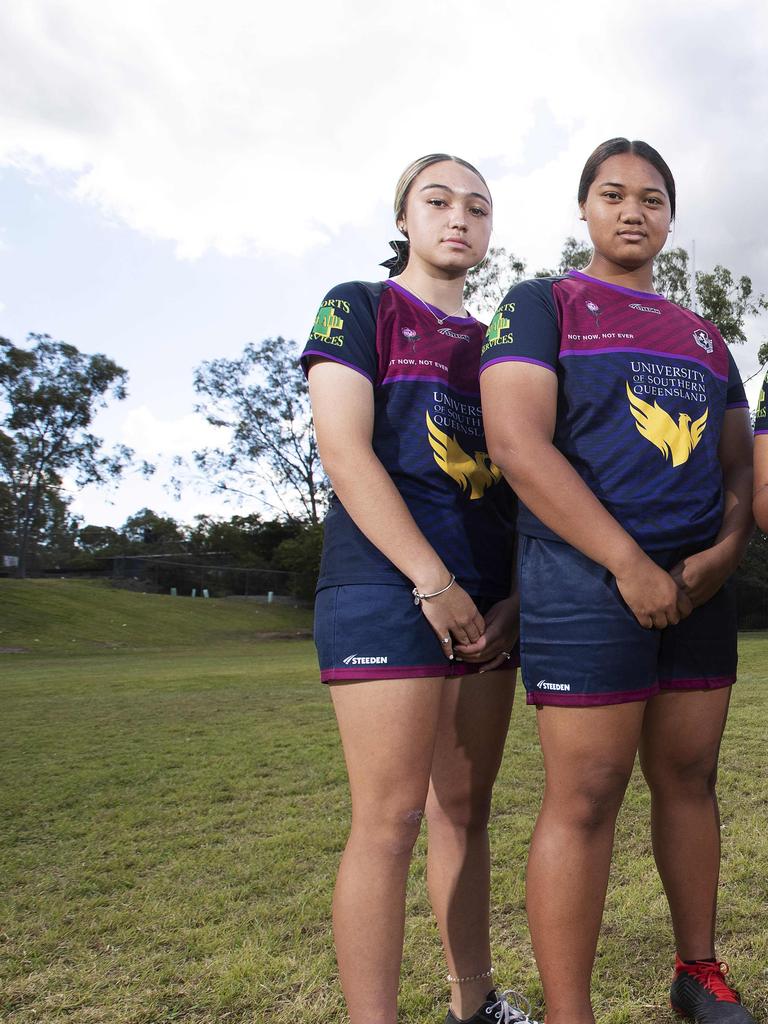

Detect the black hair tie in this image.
[380,239,409,277]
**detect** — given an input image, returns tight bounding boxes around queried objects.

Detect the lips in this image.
[443,237,470,247]
[617,231,646,241]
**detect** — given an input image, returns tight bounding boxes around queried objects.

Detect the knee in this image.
[425,786,492,833]
[644,750,719,799]
[545,762,632,832]
[351,804,426,857]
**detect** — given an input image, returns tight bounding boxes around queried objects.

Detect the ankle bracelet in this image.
[446,966,494,984]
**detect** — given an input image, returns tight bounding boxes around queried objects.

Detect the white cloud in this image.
[120,404,219,458]
[1,0,767,272]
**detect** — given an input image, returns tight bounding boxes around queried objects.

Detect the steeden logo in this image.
[438,327,471,341]
[342,654,389,666]
[537,679,571,692]
[629,303,661,316]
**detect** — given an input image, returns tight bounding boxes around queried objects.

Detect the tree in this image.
[654,248,768,345]
[188,513,300,566]
[120,508,187,552]
[272,523,324,600]
[465,238,591,318]
[0,334,147,577]
[464,246,527,315]
[191,337,328,525]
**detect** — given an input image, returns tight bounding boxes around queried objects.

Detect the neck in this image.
[580,253,656,294]
[394,260,467,315]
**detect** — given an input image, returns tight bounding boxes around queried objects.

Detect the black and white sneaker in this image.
[670,956,755,1023]
[445,988,540,1023]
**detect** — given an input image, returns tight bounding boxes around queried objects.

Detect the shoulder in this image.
[319,280,387,307]
[499,274,564,306]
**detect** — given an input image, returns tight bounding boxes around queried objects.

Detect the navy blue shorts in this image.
[518,536,738,707]
[314,584,519,683]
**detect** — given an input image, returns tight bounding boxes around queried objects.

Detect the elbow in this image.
[487,435,537,487]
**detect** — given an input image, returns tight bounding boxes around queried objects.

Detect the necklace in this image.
[399,281,465,325]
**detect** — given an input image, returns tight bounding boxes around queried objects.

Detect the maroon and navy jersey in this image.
[479,270,748,551]
[755,371,768,436]
[301,279,515,596]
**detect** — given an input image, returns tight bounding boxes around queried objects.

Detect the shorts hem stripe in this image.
[322,664,452,682]
[657,674,735,691]
[526,684,658,707]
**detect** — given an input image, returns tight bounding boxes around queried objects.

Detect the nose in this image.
[449,205,468,230]
[620,200,644,223]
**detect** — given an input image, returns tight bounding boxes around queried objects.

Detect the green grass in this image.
[0,578,313,654]
[1,581,766,1023]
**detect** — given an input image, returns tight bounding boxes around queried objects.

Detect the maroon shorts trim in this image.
[657,674,736,691]
[527,675,736,707]
[322,658,518,684]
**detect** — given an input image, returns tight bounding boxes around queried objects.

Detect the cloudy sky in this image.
[1,0,767,528]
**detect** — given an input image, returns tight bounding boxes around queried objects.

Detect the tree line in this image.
[1,241,766,589]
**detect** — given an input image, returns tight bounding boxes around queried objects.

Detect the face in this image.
[580,153,672,271]
[399,160,492,274]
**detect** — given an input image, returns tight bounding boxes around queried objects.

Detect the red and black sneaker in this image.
[670,955,755,1023]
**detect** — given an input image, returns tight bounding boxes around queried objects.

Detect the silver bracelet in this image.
[446,966,494,984]
[412,573,456,606]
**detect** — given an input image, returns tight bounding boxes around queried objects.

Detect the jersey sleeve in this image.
[300,281,379,382]
[479,277,560,376]
[755,370,768,434]
[725,348,749,409]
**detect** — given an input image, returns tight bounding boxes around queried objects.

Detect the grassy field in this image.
[1,580,766,1023]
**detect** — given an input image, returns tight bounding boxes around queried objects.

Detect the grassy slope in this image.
[0,578,313,653]
[1,581,766,1023]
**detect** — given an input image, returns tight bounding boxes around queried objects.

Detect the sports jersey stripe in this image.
[726,400,750,409]
[380,374,481,398]
[567,270,665,301]
[480,355,557,374]
[301,349,374,382]
[756,429,768,435]
[559,346,729,382]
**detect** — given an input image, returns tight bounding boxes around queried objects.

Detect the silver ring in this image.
[501,651,511,658]
[441,636,450,645]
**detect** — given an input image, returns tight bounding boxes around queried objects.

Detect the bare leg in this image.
[425,668,516,1019]
[639,688,731,960]
[330,676,445,1024]
[526,703,646,1024]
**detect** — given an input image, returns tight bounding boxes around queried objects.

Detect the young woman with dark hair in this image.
[302,154,537,1024]
[480,138,755,1024]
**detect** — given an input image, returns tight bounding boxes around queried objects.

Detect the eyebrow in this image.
[599,180,666,194]
[419,183,492,203]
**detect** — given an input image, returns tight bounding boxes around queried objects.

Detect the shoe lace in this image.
[688,961,741,1004]
[484,989,540,1023]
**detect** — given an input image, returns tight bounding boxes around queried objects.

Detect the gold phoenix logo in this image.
[426,411,502,498]
[626,382,708,467]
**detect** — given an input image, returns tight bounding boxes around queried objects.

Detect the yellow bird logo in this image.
[426,411,502,498]
[625,382,708,467]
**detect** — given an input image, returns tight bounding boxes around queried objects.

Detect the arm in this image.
[669,408,754,605]
[480,361,691,629]
[308,357,484,652]
[755,435,768,532]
